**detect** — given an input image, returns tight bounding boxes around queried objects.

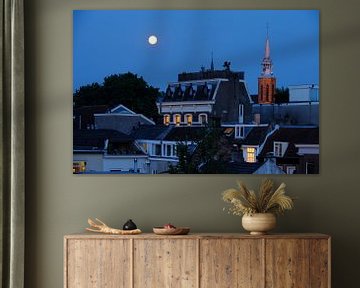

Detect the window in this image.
[174,114,181,126]
[185,114,193,126]
[199,114,208,124]
[238,104,244,123]
[73,161,86,173]
[235,126,245,139]
[246,147,256,163]
[155,144,161,156]
[306,162,315,174]
[274,142,288,157]
[254,113,260,124]
[286,166,296,174]
[274,142,282,157]
[163,114,170,125]
[166,145,172,156]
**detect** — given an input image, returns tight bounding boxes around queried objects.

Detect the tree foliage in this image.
[169,120,233,174]
[274,87,289,103]
[74,72,161,122]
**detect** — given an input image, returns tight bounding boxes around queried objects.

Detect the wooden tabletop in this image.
[65,232,330,240]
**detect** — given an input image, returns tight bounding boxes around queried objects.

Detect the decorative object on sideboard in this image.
[86,218,142,235]
[222,178,294,235]
[123,219,137,230]
[153,223,190,235]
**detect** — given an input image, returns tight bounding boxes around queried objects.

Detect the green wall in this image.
[25,0,360,287]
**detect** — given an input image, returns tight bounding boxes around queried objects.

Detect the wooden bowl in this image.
[153,227,190,235]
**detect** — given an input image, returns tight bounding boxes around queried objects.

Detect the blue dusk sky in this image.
[73,10,319,95]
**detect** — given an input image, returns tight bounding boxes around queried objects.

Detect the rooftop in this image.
[73,129,133,151]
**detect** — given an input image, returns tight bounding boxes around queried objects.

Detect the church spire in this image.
[210,51,214,71]
[265,23,270,58]
[262,24,273,76]
[258,24,276,104]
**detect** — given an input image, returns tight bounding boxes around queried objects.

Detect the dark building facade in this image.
[157,68,252,126]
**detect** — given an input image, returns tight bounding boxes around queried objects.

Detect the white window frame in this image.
[238,104,244,123]
[286,166,296,174]
[199,113,208,124]
[235,125,245,139]
[274,141,288,157]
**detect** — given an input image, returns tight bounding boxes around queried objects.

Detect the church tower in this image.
[258,29,276,104]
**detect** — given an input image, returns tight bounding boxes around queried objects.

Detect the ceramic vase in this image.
[242,213,276,235]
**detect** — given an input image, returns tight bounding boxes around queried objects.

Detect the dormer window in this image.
[165,85,173,100]
[174,114,181,126]
[185,114,193,126]
[203,83,209,96]
[163,114,170,125]
[199,114,208,125]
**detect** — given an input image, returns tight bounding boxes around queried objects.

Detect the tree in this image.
[274,87,289,103]
[169,119,233,174]
[168,143,194,174]
[73,82,105,107]
[73,72,161,122]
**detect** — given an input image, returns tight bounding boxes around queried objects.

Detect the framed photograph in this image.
[73,10,319,175]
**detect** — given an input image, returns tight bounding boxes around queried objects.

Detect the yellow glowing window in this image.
[186,114,193,125]
[73,161,86,173]
[246,147,256,163]
[174,114,181,126]
[164,115,170,125]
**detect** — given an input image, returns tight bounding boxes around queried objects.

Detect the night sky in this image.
[73,10,319,95]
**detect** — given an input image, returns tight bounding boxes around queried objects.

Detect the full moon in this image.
[148,35,158,45]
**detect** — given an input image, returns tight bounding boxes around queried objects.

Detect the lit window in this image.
[185,114,193,126]
[163,114,170,125]
[174,114,181,126]
[246,147,256,163]
[199,114,208,124]
[73,161,86,173]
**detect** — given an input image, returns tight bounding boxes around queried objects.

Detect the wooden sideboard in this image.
[64,233,330,288]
